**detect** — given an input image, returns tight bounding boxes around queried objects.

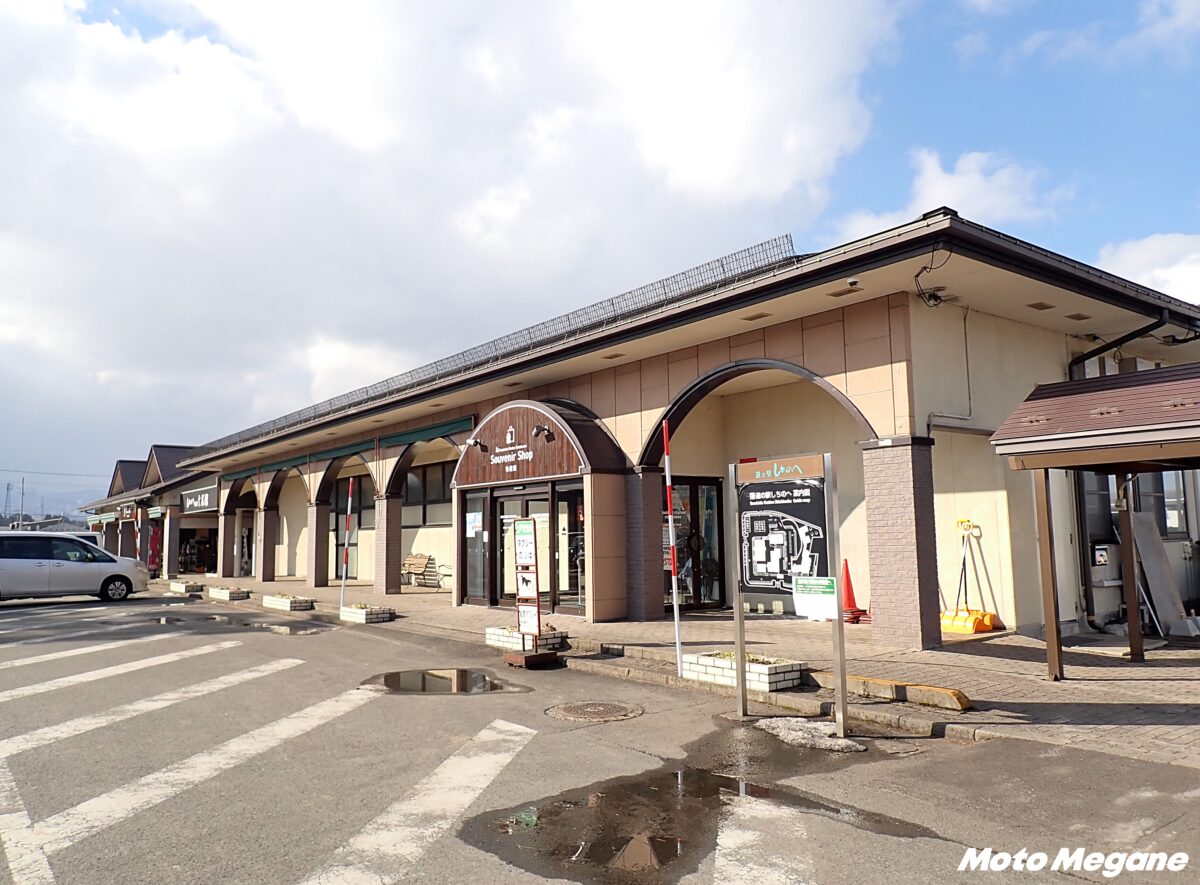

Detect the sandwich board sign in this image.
[513,518,541,637]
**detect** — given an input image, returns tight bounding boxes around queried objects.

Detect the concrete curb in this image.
[181,592,984,744]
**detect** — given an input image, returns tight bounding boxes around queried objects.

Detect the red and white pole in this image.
[339,476,354,610]
[663,420,683,677]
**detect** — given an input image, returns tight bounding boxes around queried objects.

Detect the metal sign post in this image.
[825,453,849,737]
[726,463,749,718]
[663,420,683,677]
[339,477,354,611]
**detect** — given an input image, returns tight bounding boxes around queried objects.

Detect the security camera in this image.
[846,278,861,288]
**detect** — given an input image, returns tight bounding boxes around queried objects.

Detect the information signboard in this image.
[514,519,537,567]
[515,570,539,600]
[735,455,829,601]
[517,602,541,636]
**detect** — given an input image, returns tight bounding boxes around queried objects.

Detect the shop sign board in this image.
[118,503,136,520]
[735,455,830,601]
[515,570,539,600]
[517,602,541,636]
[181,485,218,514]
[452,403,586,487]
[514,518,537,567]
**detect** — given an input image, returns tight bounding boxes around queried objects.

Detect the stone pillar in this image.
[624,468,665,621]
[254,508,279,582]
[306,502,330,588]
[163,506,182,579]
[136,509,150,563]
[118,522,136,558]
[861,436,941,649]
[217,513,237,578]
[374,495,404,595]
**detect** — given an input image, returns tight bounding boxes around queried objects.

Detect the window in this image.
[1082,471,1117,542]
[401,462,455,527]
[51,538,92,562]
[1139,471,1188,539]
[328,474,376,580]
[0,537,51,560]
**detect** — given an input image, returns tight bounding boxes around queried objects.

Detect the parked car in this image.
[71,531,104,548]
[0,531,148,601]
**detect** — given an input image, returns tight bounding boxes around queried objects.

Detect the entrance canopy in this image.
[992,363,1200,679]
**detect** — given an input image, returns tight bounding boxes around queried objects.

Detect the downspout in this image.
[1066,312,1168,630]
[925,307,975,435]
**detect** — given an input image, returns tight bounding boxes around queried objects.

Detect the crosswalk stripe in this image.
[0,621,142,649]
[0,639,239,705]
[0,606,104,625]
[0,611,137,637]
[0,658,306,760]
[0,633,177,672]
[0,758,54,885]
[713,794,815,885]
[299,718,536,884]
[16,689,376,858]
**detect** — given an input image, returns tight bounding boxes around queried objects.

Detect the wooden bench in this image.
[401,554,443,588]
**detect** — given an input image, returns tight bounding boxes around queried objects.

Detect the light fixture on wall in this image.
[531,425,554,442]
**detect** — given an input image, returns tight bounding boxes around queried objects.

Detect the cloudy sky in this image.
[1,0,1199,511]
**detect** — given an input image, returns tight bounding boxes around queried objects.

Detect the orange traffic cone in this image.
[841,559,867,624]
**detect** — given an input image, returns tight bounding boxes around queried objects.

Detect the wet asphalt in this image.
[0,594,1197,884]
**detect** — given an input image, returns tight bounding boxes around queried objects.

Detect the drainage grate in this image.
[545,701,643,723]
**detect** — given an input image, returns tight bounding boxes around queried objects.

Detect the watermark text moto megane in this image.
[959,847,1189,877]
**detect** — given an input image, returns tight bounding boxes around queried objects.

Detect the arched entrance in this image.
[635,359,879,616]
[313,454,377,586]
[262,467,309,579]
[452,399,629,620]
[219,476,259,578]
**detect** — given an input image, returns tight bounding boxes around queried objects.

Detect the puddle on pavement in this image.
[360,668,531,695]
[459,720,939,884]
[146,614,329,635]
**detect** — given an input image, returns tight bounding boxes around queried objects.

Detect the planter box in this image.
[168,581,203,595]
[681,652,805,692]
[208,587,250,602]
[485,626,567,653]
[263,595,315,612]
[340,606,395,624]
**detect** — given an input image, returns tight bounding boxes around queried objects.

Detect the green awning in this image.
[381,416,474,448]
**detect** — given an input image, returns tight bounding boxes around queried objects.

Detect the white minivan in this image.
[0,531,149,601]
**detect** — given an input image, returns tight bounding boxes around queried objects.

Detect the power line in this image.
[0,468,109,478]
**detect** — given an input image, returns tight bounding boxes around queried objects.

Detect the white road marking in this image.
[0,621,142,648]
[300,718,536,884]
[0,640,239,705]
[0,658,305,759]
[17,689,376,857]
[713,794,816,885]
[0,606,104,625]
[0,633,177,672]
[0,611,137,637]
[0,758,54,885]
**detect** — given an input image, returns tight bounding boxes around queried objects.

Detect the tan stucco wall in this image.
[585,472,628,621]
[274,473,308,578]
[912,302,1077,630]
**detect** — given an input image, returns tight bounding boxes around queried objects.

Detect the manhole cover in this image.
[545,701,643,722]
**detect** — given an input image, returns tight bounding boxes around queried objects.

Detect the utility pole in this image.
[3,482,11,521]
[18,478,25,529]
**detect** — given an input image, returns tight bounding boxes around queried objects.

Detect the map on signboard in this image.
[517,602,541,636]
[514,518,537,567]
[516,570,539,599]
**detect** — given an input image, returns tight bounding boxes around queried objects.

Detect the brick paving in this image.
[192,576,1200,769]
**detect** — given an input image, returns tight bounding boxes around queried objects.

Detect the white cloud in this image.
[834,149,1071,242]
[0,0,900,473]
[1098,233,1200,303]
[1017,0,1200,65]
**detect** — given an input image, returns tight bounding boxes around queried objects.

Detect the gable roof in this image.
[108,460,147,498]
[991,362,1200,472]
[139,445,197,489]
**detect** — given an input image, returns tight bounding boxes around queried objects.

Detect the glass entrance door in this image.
[663,478,724,609]
[497,492,552,611]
